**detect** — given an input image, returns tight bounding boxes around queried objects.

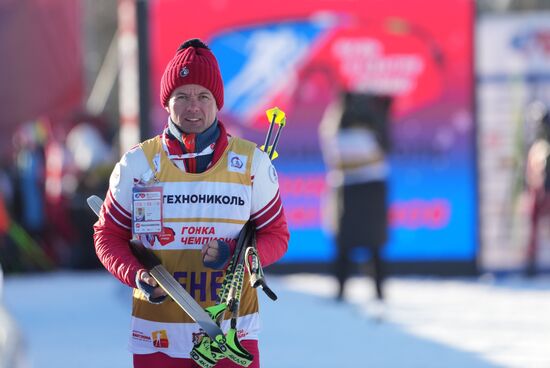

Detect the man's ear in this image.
[164,105,170,113]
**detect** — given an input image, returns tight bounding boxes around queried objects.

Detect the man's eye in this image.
[200,95,210,100]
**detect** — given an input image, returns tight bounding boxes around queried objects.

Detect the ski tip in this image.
[86,194,101,204]
[86,195,103,216]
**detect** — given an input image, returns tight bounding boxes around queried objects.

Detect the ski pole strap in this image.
[244,246,262,287]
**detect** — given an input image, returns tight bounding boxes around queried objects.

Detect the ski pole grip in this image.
[251,275,278,301]
[129,239,161,270]
[249,273,261,289]
[261,282,278,301]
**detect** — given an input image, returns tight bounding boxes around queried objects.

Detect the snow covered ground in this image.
[3,271,550,368]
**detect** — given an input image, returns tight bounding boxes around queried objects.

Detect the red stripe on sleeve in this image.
[251,191,282,229]
[253,206,289,267]
[106,190,131,217]
[105,191,132,229]
[93,195,144,288]
[251,191,280,219]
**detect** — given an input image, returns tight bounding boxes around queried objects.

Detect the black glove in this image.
[135,271,167,304]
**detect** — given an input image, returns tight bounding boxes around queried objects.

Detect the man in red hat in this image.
[93,38,289,367]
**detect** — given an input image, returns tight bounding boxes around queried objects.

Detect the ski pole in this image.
[261,107,286,159]
[245,246,277,300]
[266,108,286,160]
[206,105,288,339]
[197,221,255,368]
[218,106,286,307]
[238,106,288,296]
[262,108,278,157]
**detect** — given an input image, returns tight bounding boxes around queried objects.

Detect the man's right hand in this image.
[136,269,168,303]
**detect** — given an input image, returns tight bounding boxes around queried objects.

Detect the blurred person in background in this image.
[0,174,10,266]
[525,101,550,276]
[0,160,13,269]
[65,114,115,269]
[42,118,79,268]
[1,127,55,272]
[11,120,48,265]
[0,159,13,234]
[0,160,14,212]
[319,92,392,301]
[65,113,115,184]
[93,38,289,367]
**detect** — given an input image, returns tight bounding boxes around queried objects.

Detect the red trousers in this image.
[133,339,259,368]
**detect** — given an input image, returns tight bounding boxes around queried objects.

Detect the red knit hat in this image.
[160,39,224,109]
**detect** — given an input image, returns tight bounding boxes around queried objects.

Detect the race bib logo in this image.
[157,226,176,246]
[152,330,169,348]
[228,152,247,174]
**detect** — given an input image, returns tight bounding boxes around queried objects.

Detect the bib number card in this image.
[132,186,163,235]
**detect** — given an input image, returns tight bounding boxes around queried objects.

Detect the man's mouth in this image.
[185,117,201,122]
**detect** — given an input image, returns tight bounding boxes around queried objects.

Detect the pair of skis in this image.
[88,107,287,368]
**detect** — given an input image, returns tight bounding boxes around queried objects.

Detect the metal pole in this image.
[136,0,150,141]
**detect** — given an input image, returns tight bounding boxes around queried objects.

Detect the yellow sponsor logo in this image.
[151,329,169,348]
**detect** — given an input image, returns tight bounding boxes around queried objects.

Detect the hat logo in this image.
[179,67,189,77]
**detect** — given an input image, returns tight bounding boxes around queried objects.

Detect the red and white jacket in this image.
[93,122,289,288]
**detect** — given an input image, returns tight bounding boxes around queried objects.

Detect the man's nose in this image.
[186,97,200,111]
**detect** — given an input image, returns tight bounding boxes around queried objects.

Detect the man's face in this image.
[165,84,218,134]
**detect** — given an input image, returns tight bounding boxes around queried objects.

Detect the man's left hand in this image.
[201,240,231,269]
